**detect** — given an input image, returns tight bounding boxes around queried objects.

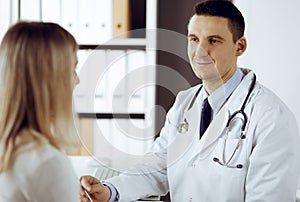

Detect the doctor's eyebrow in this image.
[187,34,225,41]
[188,34,198,41]
[207,35,225,41]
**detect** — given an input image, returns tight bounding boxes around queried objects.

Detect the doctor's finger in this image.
[88,183,111,202]
[79,190,89,202]
[80,175,99,190]
[88,182,106,194]
[80,189,86,196]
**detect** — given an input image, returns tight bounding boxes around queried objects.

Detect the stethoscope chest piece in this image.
[177,118,189,134]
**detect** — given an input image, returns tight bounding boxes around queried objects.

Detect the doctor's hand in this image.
[79,175,111,202]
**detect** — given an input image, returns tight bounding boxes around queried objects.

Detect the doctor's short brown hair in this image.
[192,0,245,42]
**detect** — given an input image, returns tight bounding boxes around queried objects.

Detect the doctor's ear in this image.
[236,37,247,56]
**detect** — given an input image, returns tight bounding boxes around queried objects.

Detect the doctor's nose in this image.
[195,44,209,57]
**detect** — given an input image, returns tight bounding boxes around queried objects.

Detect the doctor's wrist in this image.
[102,181,118,202]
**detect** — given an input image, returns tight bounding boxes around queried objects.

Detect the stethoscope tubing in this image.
[182,73,257,168]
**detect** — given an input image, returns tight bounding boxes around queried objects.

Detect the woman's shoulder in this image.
[1,143,79,201]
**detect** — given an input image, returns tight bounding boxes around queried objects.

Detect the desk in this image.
[297,190,300,202]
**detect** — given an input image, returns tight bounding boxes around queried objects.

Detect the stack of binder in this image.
[113,0,130,38]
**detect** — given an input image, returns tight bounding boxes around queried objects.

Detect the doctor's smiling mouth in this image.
[194,60,213,66]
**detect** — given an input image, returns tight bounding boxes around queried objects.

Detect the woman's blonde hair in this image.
[0,22,80,172]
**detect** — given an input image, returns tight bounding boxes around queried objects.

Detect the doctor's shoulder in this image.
[248,82,299,137]
[252,82,295,117]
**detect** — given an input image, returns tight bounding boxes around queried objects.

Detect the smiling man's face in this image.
[187,15,246,91]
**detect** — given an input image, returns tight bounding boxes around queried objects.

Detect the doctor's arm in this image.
[78,115,174,202]
[102,91,189,201]
[79,90,190,201]
[245,103,300,201]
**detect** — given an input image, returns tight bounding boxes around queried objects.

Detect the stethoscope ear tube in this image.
[213,73,256,169]
[241,74,256,111]
[226,110,248,131]
[226,74,256,132]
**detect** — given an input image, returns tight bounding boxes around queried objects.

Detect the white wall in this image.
[234,0,300,128]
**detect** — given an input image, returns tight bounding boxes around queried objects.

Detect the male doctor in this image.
[80,1,300,201]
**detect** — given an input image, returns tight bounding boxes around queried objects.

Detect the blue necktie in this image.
[200,98,212,139]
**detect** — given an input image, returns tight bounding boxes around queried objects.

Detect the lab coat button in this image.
[189,197,192,201]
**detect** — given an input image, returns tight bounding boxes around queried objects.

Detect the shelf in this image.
[78,113,145,119]
[79,38,146,50]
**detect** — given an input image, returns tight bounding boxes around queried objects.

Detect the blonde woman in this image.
[0,22,80,201]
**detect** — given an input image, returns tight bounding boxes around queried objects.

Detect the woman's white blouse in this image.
[0,143,80,202]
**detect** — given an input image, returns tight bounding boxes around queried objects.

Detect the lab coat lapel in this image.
[183,98,201,141]
[187,71,255,161]
[167,97,200,166]
[182,87,229,147]
[201,70,255,151]
[186,103,228,165]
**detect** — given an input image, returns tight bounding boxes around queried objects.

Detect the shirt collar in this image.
[200,68,244,115]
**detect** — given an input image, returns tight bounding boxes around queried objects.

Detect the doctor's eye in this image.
[208,36,224,45]
[188,36,199,43]
[208,38,218,44]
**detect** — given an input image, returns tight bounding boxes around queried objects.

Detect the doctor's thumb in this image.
[80,175,95,191]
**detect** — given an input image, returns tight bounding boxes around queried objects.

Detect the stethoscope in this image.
[177,74,256,169]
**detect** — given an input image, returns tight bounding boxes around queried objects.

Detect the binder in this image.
[75,49,106,113]
[97,0,113,43]
[127,50,146,113]
[105,50,127,112]
[0,0,10,41]
[77,0,92,44]
[74,50,90,113]
[41,0,60,23]
[61,0,79,41]
[113,0,130,38]
[78,0,113,45]
[20,0,40,21]
[129,0,146,38]
[88,49,106,111]
[78,118,94,155]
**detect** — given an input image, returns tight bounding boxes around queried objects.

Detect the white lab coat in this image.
[108,69,300,202]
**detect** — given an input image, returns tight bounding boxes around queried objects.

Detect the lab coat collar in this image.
[226,69,256,113]
[207,68,244,115]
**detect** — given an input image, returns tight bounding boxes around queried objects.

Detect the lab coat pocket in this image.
[217,132,246,167]
[213,133,247,173]
[208,135,248,201]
